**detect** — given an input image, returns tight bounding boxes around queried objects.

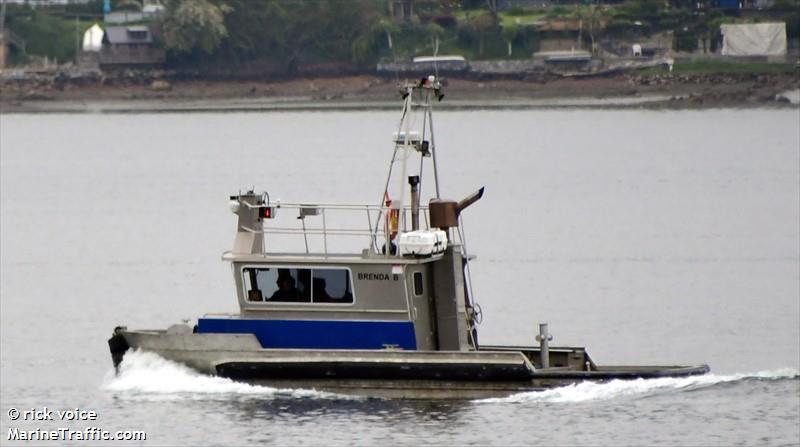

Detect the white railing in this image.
[240,202,446,258]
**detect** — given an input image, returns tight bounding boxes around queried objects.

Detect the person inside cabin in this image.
[296,269,312,302]
[312,277,332,302]
[270,273,300,302]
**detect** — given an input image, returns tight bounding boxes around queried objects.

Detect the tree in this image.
[381,19,400,51]
[577,6,602,55]
[469,12,495,57]
[115,0,143,12]
[485,0,498,18]
[161,0,230,53]
[215,0,378,72]
[426,22,445,55]
[352,18,399,65]
[388,0,416,22]
[501,24,518,56]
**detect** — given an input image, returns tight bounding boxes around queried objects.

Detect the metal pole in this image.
[366,208,376,254]
[322,208,328,258]
[536,323,553,369]
[418,89,429,201]
[428,101,441,199]
[409,175,420,231]
[376,88,412,257]
[301,218,309,254]
[383,209,391,258]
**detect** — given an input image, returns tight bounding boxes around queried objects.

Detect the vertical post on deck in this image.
[536,323,553,369]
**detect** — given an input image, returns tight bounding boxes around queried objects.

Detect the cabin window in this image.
[242,267,354,304]
[311,268,353,302]
[413,271,424,296]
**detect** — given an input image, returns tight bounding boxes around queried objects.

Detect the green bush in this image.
[605,17,652,38]
[772,0,800,10]
[457,22,479,47]
[618,0,663,22]
[780,12,800,39]
[64,0,104,15]
[672,60,798,74]
[506,6,528,17]
[546,5,569,18]
[5,7,92,63]
[673,30,698,51]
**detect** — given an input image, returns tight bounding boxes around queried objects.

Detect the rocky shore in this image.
[1,71,798,112]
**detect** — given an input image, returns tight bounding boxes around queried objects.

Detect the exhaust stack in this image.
[409,176,420,231]
[429,187,485,233]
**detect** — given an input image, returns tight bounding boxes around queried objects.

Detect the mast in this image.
[378,75,445,255]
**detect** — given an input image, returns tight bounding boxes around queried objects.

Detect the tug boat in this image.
[108,77,709,399]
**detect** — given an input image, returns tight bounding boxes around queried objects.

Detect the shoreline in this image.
[1,73,798,113]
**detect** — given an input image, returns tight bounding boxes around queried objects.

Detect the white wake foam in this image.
[477,368,799,404]
[102,349,352,400]
[104,352,797,403]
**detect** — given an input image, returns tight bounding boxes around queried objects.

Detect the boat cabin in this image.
[204,193,478,353]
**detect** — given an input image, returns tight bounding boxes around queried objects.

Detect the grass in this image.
[499,12,546,27]
[452,9,545,27]
[8,11,99,64]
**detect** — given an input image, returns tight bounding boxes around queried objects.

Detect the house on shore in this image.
[532,19,596,69]
[81,25,164,70]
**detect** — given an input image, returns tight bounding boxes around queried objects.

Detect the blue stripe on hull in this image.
[197,318,417,350]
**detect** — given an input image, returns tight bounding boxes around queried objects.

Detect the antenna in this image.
[376,76,445,255]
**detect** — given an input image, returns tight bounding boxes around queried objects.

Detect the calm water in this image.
[1,107,799,446]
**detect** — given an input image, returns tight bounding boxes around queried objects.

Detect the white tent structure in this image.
[82,24,104,52]
[720,23,787,56]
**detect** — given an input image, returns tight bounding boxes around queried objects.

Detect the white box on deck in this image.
[398,230,448,256]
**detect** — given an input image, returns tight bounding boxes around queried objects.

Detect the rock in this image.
[151,80,171,91]
[21,90,53,100]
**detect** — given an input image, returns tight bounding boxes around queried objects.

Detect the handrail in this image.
[279,203,429,211]
[240,201,428,212]
[242,226,375,236]
[238,202,441,258]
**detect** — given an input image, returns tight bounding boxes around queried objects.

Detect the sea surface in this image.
[1,106,799,446]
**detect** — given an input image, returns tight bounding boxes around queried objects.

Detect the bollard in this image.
[535,323,553,369]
